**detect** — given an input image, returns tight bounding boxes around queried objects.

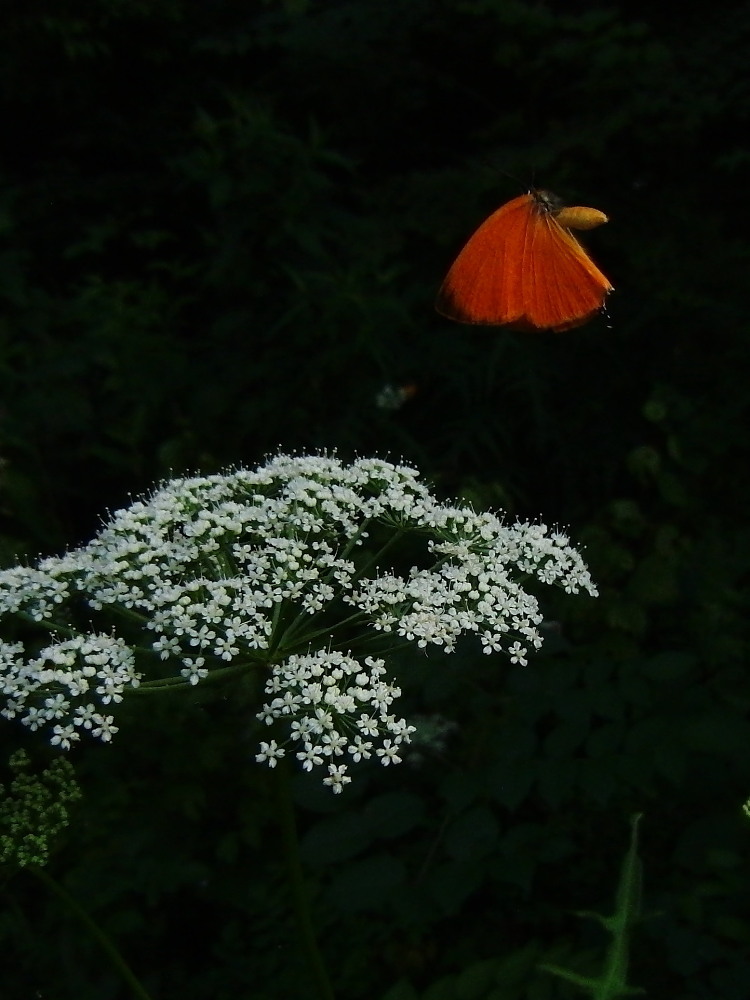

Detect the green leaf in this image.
[380,979,420,1000]
[454,959,499,1000]
[444,806,500,862]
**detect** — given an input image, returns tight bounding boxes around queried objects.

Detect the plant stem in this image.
[29,865,154,1000]
[273,761,335,1000]
[128,659,258,694]
[17,612,79,637]
[272,527,406,656]
[274,607,371,658]
[348,526,404,585]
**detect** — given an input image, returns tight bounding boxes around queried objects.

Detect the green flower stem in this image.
[342,632,415,655]
[29,865,154,1000]
[273,760,335,1000]
[270,595,287,637]
[336,517,374,564]
[16,613,80,637]
[274,608,371,658]
[108,605,152,626]
[278,520,375,642]
[128,660,260,693]
[276,523,404,652]
[348,526,404,585]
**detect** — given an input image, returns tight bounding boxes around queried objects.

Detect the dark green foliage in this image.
[2,0,750,998]
[540,814,644,998]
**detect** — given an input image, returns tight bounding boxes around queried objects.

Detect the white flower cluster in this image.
[0,453,596,787]
[256,649,416,793]
[0,633,133,749]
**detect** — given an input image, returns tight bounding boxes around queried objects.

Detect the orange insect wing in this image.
[436,190,613,332]
[521,210,612,331]
[435,194,532,326]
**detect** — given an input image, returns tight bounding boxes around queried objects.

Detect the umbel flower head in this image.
[0,454,597,791]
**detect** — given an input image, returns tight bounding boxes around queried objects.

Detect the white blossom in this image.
[255,740,285,767]
[0,452,597,787]
[323,762,352,794]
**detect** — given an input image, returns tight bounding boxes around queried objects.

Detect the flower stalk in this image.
[30,866,155,1000]
[273,760,336,1000]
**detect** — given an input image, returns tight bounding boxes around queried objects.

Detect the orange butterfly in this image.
[436,189,613,332]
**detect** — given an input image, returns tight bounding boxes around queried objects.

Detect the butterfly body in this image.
[436,190,613,332]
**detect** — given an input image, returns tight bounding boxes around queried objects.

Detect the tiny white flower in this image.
[348,736,373,762]
[323,763,352,793]
[508,641,528,666]
[91,714,119,742]
[50,723,79,750]
[376,740,403,766]
[296,745,324,771]
[152,635,181,660]
[180,657,208,685]
[256,740,286,767]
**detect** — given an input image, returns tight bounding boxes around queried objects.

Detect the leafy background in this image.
[2,1,750,997]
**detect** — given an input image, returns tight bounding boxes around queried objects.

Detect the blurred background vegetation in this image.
[2,1,750,997]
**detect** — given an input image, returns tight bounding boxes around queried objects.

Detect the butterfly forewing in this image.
[436,189,613,331]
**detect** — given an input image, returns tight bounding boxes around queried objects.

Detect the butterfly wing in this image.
[435,194,534,325]
[521,213,613,331]
[436,192,613,331]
